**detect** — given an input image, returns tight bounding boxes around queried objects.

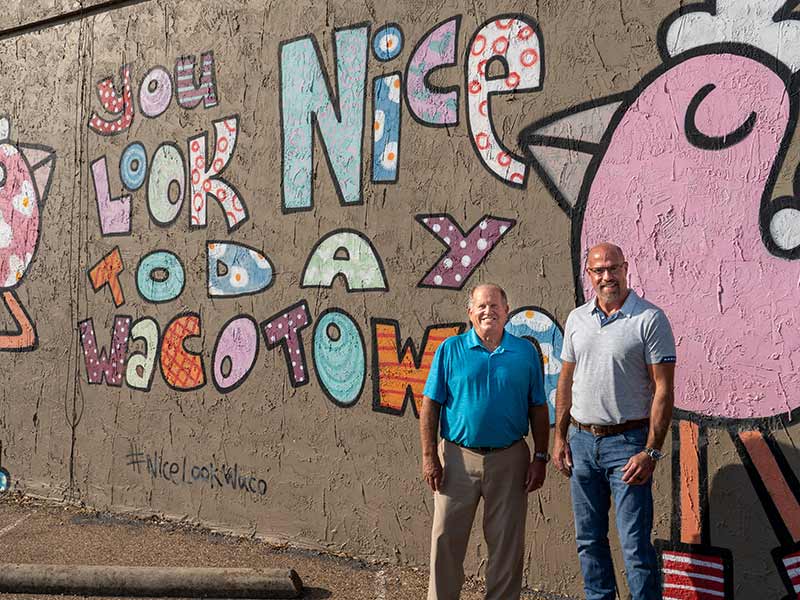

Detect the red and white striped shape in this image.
[778,549,800,598]
[662,550,727,599]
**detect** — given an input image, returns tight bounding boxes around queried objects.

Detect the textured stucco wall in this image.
[2,1,800,598]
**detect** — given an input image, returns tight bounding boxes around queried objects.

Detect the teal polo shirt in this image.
[423,328,546,448]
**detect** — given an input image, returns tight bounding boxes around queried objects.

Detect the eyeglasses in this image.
[586,263,626,276]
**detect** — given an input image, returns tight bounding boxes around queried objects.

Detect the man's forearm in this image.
[420,396,441,457]
[647,387,673,450]
[529,404,550,454]
[555,367,574,441]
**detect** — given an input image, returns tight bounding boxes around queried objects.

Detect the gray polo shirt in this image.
[560,290,676,425]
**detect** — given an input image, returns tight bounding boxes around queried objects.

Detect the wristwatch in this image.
[533,451,550,463]
[643,447,664,461]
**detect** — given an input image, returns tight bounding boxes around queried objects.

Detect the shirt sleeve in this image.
[560,312,576,363]
[644,309,676,365]
[423,340,448,404]
[528,344,547,407]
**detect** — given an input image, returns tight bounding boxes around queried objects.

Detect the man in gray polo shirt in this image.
[553,242,675,600]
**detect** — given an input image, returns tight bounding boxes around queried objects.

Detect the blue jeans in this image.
[568,425,660,600]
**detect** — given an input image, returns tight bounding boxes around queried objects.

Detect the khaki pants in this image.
[427,438,530,600]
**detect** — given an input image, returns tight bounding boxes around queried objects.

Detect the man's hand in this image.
[552,436,572,477]
[525,460,546,492]
[422,454,443,492]
[621,451,656,485]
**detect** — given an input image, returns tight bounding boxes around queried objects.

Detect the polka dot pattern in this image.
[88,66,134,136]
[263,301,311,386]
[189,116,248,230]
[79,316,131,386]
[418,214,515,289]
[467,17,542,185]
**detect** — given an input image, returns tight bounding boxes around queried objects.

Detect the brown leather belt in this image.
[570,417,649,437]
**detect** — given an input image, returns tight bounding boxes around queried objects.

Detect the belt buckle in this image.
[590,425,605,436]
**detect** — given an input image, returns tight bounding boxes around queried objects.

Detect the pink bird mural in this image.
[521,2,800,598]
[0,116,55,351]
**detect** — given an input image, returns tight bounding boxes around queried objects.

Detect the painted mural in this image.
[521,1,800,597]
[4,0,800,598]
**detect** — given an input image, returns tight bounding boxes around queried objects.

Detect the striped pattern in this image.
[175,52,219,108]
[662,551,727,599]
[374,324,460,413]
[779,550,800,596]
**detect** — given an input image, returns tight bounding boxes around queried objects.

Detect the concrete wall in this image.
[1,0,800,597]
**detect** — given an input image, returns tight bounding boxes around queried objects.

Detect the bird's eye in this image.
[0,163,5,189]
[685,84,756,150]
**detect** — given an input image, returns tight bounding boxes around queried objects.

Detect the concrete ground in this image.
[0,493,557,600]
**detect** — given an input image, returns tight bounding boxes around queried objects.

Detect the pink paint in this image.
[581,53,795,420]
[0,144,40,288]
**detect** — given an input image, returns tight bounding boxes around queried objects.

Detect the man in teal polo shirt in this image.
[420,283,550,600]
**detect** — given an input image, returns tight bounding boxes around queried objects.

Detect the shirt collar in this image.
[467,328,511,352]
[590,289,640,319]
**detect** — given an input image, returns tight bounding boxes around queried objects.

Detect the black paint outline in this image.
[87,65,135,137]
[311,307,366,408]
[0,290,38,352]
[86,245,125,307]
[206,240,276,299]
[370,318,466,417]
[404,15,462,129]
[124,316,161,393]
[145,141,187,228]
[371,22,405,62]
[685,83,757,150]
[90,155,132,238]
[370,70,403,185]
[159,311,206,392]
[730,429,794,547]
[119,140,148,192]
[520,43,799,326]
[669,421,710,546]
[187,114,248,233]
[654,539,734,600]
[135,249,186,304]
[211,314,260,394]
[79,315,133,387]
[300,228,389,292]
[279,23,371,214]
[465,14,545,189]
[259,299,312,390]
[415,213,517,291]
[138,64,174,119]
[174,50,219,110]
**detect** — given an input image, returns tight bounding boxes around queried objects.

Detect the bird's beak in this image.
[519,98,622,216]
[19,144,55,206]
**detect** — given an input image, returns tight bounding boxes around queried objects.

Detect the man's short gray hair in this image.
[467,283,508,309]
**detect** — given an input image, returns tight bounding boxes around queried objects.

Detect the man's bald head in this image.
[585,242,629,307]
[586,242,625,266]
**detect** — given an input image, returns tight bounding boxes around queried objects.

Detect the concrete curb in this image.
[0,564,303,598]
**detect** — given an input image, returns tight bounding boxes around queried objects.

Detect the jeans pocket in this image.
[620,427,648,448]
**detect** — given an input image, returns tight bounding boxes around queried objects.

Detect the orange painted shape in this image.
[161,314,205,390]
[739,430,800,541]
[374,323,461,413]
[679,420,702,544]
[89,247,125,307]
[0,290,36,350]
